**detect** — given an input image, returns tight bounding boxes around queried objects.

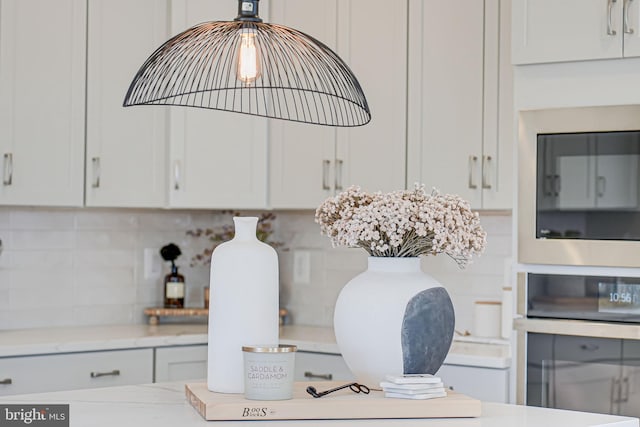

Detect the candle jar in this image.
[242,345,297,400]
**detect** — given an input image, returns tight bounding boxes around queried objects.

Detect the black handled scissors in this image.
[306,382,370,398]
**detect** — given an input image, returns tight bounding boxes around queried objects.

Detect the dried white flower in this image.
[314,184,486,269]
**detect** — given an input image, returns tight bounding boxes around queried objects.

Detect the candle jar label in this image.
[242,345,296,400]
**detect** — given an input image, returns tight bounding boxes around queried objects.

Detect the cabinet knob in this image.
[0,378,12,385]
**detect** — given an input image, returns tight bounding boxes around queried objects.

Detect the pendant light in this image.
[123,0,371,127]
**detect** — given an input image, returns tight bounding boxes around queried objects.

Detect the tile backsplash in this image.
[0,207,512,333]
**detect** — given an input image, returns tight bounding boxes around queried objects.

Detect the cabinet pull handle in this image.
[3,153,12,186]
[482,155,492,189]
[580,343,599,351]
[608,0,618,36]
[335,159,344,191]
[304,371,332,380]
[0,378,12,385]
[597,176,606,197]
[322,160,330,190]
[622,376,630,402]
[174,161,181,190]
[90,369,120,378]
[553,174,561,196]
[468,155,478,189]
[610,377,618,411]
[91,157,101,188]
[624,0,635,33]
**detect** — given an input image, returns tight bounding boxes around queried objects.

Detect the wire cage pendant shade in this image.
[123,0,371,127]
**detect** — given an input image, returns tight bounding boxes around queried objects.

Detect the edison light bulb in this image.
[237,29,261,84]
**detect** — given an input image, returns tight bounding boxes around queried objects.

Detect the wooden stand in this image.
[143,307,208,325]
[185,382,481,421]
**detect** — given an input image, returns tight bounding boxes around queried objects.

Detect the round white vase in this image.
[333,256,455,387]
[207,217,279,393]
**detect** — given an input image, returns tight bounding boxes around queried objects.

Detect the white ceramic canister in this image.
[242,345,297,400]
[474,300,502,338]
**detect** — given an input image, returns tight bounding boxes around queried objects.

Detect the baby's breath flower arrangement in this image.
[314,184,486,268]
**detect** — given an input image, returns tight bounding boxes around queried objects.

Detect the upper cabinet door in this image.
[623,0,640,57]
[268,0,338,209]
[335,0,408,194]
[407,0,485,207]
[168,0,269,209]
[86,0,169,208]
[0,0,86,206]
[512,0,623,64]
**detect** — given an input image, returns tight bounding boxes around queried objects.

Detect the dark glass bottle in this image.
[164,262,185,308]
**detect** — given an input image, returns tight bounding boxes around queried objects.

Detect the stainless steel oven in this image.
[518,104,640,267]
[523,272,640,418]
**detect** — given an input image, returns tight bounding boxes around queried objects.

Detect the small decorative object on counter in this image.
[160,243,185,308]
[474,300,502,338]
[242,345,296,400]
[380,374,447,400]
[208,217,279,394]
[315,184,486,386]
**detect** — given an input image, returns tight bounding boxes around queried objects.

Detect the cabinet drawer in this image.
[155,345,207,382]
[294,352,354,382]
[436,364,509,403]
[0,348,153,396]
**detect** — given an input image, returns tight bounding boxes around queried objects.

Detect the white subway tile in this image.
[137,211,192,231]
[10,269,73,289]
[74,285,136,306]
[9,208,75,230]
[7,308,74,329]
[74,268,133,288]
[75,249,135,268]
[10,230,75,250]
[75,210,138,230]
[10,286,73,310]
[76,231,136,250]
[11,250,73,269]
[72,305,135,325]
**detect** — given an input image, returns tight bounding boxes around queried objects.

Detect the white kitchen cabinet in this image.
[294,351,354,382]
[0,0,86,207]
[407,0,513,210]
[436,363,510,403]
[0,348,153,396]
[168,0,269,210]
[155,345,207,382]
[269,0,407,209]
[512,0,640,65]
[85,0,169,208]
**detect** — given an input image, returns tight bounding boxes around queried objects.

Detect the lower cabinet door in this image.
[155,345,208,382]
[294,352,354,382]
[436,364,509,403]
[0,348,153,396]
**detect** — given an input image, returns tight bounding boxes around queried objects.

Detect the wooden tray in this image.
[143,307,208,325]
[185,382,481,421]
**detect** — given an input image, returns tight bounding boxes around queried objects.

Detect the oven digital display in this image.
[598,282,640,314]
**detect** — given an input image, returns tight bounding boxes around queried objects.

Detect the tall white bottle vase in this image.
[207,217,279,393]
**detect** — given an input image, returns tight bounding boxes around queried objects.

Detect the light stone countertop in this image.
[1,380,636,427]
[0,324,510,369]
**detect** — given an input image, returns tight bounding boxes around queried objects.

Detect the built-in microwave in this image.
[518,105,640,267]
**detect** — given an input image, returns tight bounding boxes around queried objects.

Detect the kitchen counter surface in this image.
[0,324,510,369]
[2,381,636,427]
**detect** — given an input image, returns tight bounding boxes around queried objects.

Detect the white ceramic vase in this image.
[207,217,279,393]
[333,257,455,387]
